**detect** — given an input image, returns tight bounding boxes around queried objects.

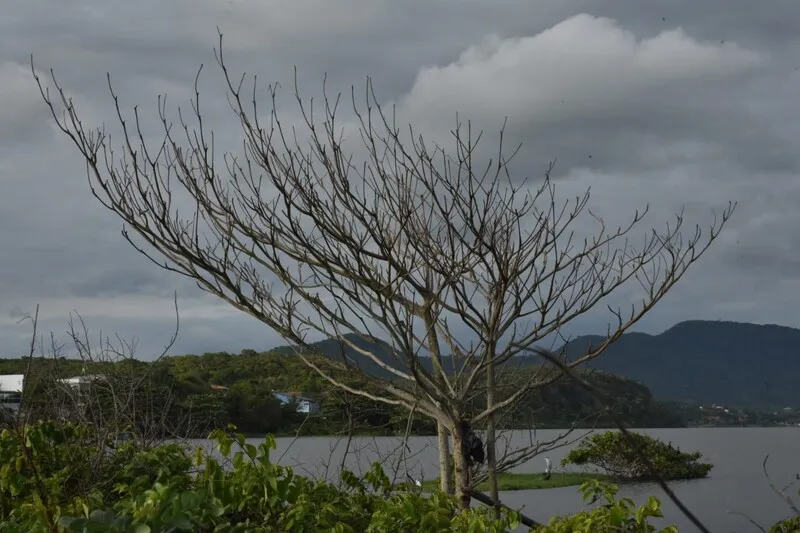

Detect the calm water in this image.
[191,428,800,532]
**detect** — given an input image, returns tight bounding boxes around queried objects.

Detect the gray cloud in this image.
[69,268,173,299]
[2,0,800,359]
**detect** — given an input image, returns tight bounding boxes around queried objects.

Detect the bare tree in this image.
[57,303,212,445]
[0,302,216,523]
[33,33,734,510]
[8,298,198,446]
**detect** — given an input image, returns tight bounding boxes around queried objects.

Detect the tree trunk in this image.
[452,423,472,509]
[486,349,499,512]
[437,421,454,494]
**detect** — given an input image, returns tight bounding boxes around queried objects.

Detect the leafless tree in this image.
[0,301,218,518]
[33,32,735,510]
[61,310,192,445]
[7,298,198,446]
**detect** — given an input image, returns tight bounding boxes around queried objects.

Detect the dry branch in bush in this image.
[4,297,218,445]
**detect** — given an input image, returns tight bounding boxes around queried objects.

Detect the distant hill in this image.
[273,321,800,409]
[272,334,410,380]
[272,333,533,380]
[563,320,800,409]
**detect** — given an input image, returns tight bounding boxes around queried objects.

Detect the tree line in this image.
[0,347,684,439]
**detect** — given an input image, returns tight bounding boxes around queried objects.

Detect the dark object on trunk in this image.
[460,419,485,466]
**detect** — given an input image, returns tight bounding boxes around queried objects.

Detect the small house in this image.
[273,391,320,414]
[0,374,24,413]
[60,375,108,394]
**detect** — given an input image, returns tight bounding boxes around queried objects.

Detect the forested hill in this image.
[563,320,800,409]
[271,334,540,379]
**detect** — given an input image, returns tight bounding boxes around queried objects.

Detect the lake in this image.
[191,428,800,532]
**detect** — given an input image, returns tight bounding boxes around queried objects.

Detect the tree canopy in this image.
[561,431,713,481]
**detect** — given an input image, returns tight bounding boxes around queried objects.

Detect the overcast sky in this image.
[1,0,799,359]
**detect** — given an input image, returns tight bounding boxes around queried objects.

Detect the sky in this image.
[1,0,799,359]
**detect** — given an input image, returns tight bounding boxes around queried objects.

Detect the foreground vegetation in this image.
[0,349,685,438]
[0,420,684,532]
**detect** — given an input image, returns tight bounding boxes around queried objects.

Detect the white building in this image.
[60,375,107,392]
[273,392,321,414]
[0,374,24,413]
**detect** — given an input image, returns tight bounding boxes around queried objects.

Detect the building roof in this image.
[0,374,24,392]
[274,391,318,402]
[60,375,107,385]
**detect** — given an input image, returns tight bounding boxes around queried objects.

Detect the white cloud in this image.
[398,14,762,129]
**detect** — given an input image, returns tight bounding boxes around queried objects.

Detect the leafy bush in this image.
[533,480,677,533]
[0,421,684,532]
[771,515,800,533]
[0,421,193,532]
[562,431,712,481]
[0,422,520,532]
[769,484,800,533]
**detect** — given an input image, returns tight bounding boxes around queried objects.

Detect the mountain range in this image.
[273,320,800,409]
[565,320,800,409]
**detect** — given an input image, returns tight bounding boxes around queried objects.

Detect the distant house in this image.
[0,374,24,413]
[273,392,320,414]
[209,384,228,392]
[60,375,108,393]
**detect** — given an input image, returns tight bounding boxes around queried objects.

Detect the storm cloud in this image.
[2,0,800,358]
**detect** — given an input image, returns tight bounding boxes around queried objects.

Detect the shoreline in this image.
[259,424,800,439]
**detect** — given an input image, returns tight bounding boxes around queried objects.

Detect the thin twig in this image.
[727,511,767,533]
[763,454,800,515]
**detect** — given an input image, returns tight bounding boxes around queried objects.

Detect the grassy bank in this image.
[420,471,612,492]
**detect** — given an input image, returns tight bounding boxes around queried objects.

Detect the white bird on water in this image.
[544,457,551,480]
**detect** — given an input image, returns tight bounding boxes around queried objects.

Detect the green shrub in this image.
[770,507,800,533]
[0,421,193,532]
[562,431,712,481]
[0,422,520,532]
[533,480,678,533]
